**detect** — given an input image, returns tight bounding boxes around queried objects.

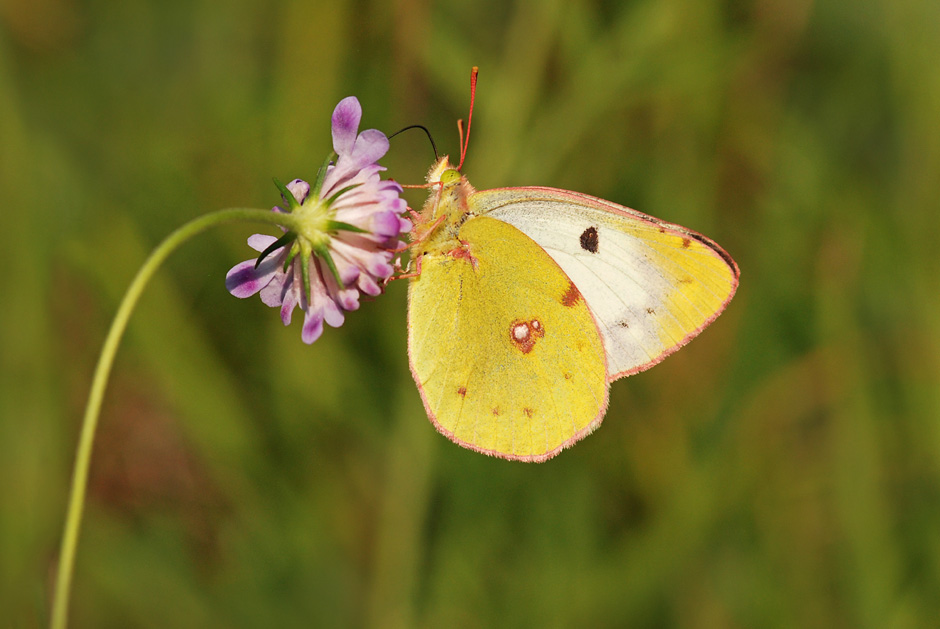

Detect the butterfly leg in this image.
[386,253,423,282]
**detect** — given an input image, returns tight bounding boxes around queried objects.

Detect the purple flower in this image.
[226,97,410,344]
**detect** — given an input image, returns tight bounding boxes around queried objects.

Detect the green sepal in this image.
[273,178,302,211]
[313,242,343,286]
[300,251,312,302]
[283,244,299,272]
[326,220,367,234]
[311,152,337,198]
[255,231,297,269]
[325,183,362,208]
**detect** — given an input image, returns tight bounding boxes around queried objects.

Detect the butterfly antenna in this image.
[457,66,479,171]
[388,124,439,161]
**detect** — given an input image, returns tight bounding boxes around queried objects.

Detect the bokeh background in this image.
[3,0,939,626]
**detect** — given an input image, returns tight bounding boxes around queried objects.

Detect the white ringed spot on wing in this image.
[509,318,545,354]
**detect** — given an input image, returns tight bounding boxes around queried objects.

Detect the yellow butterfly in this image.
[406,71,739,462]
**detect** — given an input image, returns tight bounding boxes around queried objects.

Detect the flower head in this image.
[226,97,410,343]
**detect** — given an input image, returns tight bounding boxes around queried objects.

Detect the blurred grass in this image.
[2,0,939,626]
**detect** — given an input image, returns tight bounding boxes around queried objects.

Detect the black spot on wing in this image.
[579,226,599,253]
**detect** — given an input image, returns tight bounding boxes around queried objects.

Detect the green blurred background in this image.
[3,0,939,626]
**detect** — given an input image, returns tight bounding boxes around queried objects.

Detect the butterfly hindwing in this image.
[471,187,740,380]
[407,216,609,461]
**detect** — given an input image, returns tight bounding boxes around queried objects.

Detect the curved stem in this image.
[51,207,300,629]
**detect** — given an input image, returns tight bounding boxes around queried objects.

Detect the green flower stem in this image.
[51,207,303,629]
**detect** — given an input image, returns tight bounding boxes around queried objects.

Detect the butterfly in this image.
[405,70,739,462]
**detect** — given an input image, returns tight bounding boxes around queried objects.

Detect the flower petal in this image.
[370,210,404,239]
[301,311,324,344]
[280,285,297,325]
[331,97,362,156]
[247,234,279,253]
[347,129,390,171]
[226,257,280,298]
[259,270,287,307]
[357,273,381,297]
[334,286,360,311]
[285,179,310,204]
[323,299,345,327]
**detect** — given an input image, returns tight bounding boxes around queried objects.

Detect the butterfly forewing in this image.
[471,187,739,380]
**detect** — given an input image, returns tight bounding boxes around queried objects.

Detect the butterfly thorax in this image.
[412,156,478,257]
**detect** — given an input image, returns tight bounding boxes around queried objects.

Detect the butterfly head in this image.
[426,156,462,187]
[423,155,473,213]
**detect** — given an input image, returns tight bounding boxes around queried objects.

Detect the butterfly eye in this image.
[440,169,461,184]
